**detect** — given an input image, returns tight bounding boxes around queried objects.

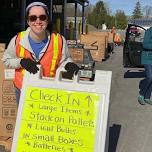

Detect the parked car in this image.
[123,24,146,68]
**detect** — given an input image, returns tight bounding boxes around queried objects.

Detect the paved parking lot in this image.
[96,45,152,152]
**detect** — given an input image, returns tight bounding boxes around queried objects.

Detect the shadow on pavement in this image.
[108,124,121,152]
[124,70,145,78]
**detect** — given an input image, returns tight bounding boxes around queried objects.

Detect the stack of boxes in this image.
[0,43,17,150]
[68,47,84,63]
[68,43,84,63]
[67,30,114,63]
[80,31,114,62]
[80,32,107,62]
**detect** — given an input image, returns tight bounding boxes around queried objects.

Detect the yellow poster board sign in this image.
[16,86,100,152]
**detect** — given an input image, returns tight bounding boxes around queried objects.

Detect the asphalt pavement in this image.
[96,45,152,152]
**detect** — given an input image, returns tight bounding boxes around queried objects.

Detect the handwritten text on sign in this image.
[16,87,100,152]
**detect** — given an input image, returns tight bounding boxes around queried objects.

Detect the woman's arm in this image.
[2,36,22,69]
[58,35,73,68]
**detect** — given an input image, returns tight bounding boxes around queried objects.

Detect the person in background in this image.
[102,23,107,30]
[2,2,79,104]
[138,27,152,105]
[111,26,116,41]
[114,33,122,46]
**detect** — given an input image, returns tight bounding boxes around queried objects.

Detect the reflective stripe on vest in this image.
[19,32,25,58]
[18,31,26,75]
[14,32,62,89]
[50,34,59,76]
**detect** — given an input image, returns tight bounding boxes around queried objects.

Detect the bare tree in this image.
[143,5,152,18]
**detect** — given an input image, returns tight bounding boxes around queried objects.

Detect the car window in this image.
[128,26,145,43]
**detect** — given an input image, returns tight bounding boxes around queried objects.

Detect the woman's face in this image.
[27,6,48,35]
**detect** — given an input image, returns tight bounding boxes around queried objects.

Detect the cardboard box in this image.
[0,136,12,151]
[89,31,114,45]
[90,44,105,62]
[0,43,6,52]
[88,31,108,47]
[80,34,106,62]
[0,43,17,138]
[69,47,84,63]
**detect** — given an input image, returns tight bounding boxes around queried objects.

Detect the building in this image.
[0,0,89,44]
[128,18,152,29]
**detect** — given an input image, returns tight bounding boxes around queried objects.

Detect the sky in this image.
[89,0,152,15]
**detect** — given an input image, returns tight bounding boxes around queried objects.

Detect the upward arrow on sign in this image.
[85,95,93,107]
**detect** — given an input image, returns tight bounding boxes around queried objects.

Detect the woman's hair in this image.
[26,2,49,20]
[26,1,52,32]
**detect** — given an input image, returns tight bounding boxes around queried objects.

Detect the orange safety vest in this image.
[14,31,63,89]
[114,34,121,43]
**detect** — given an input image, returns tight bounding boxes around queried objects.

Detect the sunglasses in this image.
[28,15,48,22]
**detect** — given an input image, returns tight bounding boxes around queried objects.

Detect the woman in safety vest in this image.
[2,2,79,104]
